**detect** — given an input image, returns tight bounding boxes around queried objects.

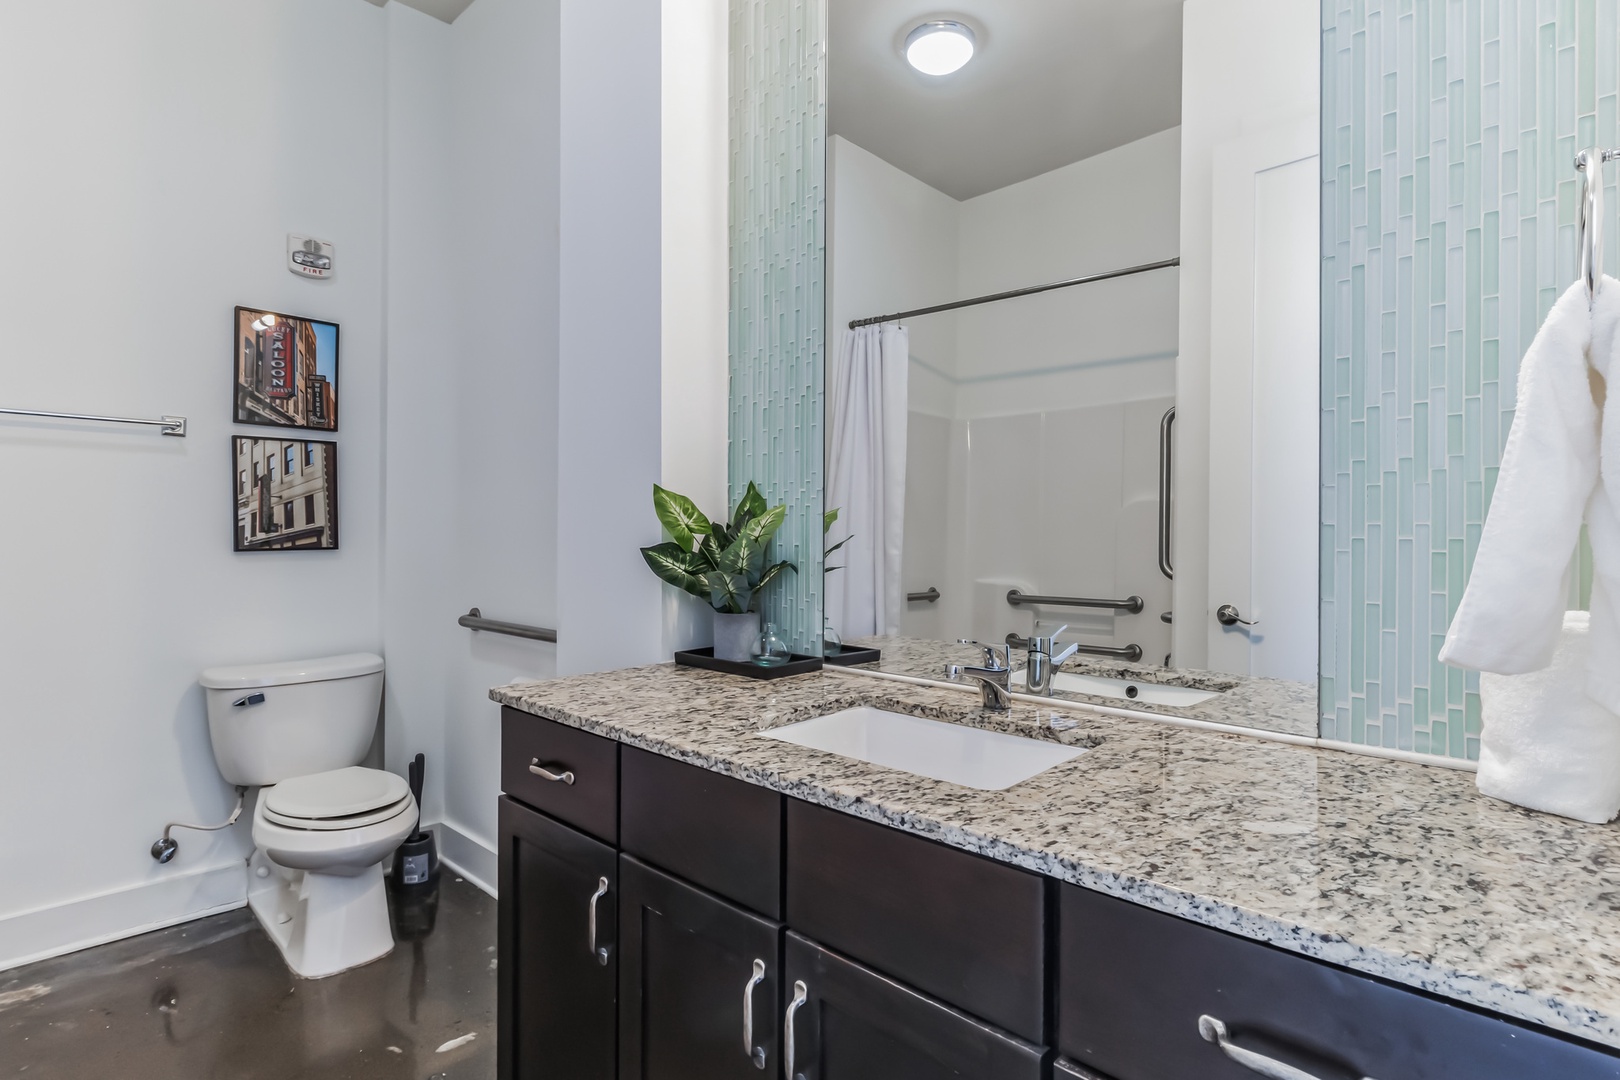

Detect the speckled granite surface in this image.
[493,663,1620,1050]
[841,634,1318,737]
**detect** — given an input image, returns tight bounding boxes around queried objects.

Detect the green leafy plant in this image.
[824,508,848,573]
[640,483,796,614]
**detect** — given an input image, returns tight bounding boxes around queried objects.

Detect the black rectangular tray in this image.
[674,647,824,679]
[822,646,881,667]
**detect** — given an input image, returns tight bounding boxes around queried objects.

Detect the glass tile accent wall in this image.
[1321,0,1610,759]
[729,0,827,653]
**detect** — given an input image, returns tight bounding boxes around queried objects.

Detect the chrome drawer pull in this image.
[1198,1015,1378,1080]
[587,877,609,965]
[529,759,575,785]
[742,958,767,1069]
[783,980,807,1080]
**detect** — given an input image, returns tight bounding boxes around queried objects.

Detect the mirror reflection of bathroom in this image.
[822,1,1321,735]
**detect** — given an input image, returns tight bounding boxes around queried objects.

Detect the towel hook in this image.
[1577,148,1619,305]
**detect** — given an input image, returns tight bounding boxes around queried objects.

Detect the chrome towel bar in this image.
[0,406,186,437]
[1006,590,1144,614]
[459,607,558,643]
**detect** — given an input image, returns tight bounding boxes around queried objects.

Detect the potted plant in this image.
[640,482,797,662]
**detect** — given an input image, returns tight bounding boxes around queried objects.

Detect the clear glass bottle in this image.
[823,621,844,656]
[751,622,792,667]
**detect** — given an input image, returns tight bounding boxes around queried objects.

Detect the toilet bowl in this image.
[245,766,417,979]
[199,653,411,980]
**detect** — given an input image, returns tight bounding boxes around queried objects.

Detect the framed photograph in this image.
[233,306,339,431]
[233,436,339,552]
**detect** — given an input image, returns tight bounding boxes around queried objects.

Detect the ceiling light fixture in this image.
[904,20,976,77]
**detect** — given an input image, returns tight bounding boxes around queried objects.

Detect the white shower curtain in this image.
[825,323,909,640]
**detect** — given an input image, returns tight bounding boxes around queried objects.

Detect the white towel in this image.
[1477,613,1620,823]
[1441,276,1620,714]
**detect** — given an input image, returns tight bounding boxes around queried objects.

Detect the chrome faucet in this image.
[1022,625,1079,697]
[957,639,1013,711]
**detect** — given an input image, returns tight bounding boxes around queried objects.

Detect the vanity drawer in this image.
[620,746,783,919]
[500,707,618,844]
[1058,883,1620,1080]
[785,799,1047,1044]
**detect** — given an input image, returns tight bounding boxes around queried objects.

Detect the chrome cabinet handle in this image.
[529,759,575,784]
[1216,604,1259,627]
[742,958,767,1069]
[783,980,807,1080]
[587,877,609,965]
[1198,1015,1377,1080]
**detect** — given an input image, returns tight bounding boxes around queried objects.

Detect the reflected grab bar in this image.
[1006,633,1143,664]
[1158,406,1174,580]
[1006,590,1144,614]
[459,607,558,643]
[907,587,941,603]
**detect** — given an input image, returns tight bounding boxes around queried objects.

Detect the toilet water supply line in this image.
[151,786,249,863]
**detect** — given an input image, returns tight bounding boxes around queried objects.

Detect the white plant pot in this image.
[713,611,761,664]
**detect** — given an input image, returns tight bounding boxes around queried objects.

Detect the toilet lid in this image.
[265,767,410,820]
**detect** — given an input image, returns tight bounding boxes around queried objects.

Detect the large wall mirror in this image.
[733,1,1337,744]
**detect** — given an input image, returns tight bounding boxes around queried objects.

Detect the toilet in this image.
[199,652,414,979]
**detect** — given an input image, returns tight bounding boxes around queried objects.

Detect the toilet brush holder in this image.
[391,829,439,889]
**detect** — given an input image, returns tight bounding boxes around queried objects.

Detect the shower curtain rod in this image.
[847,257,1180,329]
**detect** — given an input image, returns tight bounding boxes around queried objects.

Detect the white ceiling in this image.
[363,0,478,24]
[829,0,1184,200]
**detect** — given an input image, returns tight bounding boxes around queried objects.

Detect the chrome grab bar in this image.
[1006,633,1142,664]
[1006,589,1144,614]
[907,587,940,603]
[1198,1015,1377,1080]
[0,406,186,437]
[1158,406,1175,580]
[458,607,557,643]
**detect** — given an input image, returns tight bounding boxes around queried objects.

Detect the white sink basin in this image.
[760,706,1086,791]
[1009,669,1219,707]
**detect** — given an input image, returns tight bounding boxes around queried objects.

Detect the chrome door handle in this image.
[742,958,767,1069]
[1216,604,1258,627]
[1198,1015,1377,1080]
[783,980,807,1080]
[587,876,609,965]
[530,759,575,784]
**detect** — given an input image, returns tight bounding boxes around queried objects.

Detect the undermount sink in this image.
[1008,669,1220,707]
[760,706,1086,791]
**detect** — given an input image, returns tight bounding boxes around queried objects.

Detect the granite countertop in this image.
[492,664,1620,1051]
[843,634,1318,738]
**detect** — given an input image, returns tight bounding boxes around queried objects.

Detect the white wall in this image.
[1173,0,1320,668]
[660,0,731,653]
[0,0,389,969]
[555,0,667,677]
[828,129,1179,658]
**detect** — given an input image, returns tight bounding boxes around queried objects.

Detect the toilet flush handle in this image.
[232,692,266,708]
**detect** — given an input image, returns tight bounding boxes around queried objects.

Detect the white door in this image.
[1205,118,1319,681]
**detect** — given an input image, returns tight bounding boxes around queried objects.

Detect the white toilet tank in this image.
[200,653,385,786]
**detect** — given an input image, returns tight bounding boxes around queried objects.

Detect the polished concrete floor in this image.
[0,874,495,1080]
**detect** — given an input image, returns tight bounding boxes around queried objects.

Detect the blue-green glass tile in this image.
[1414,401,1430,472]
[1414,726,1432,754]
[1431,716,1448,751]
[1449,706,1467,756]
[1431,629,1450,709]
[1447,411,1464,454]
[1431,467,1448,539]
[1483,337,1500,381]
[1352,696,1367,742]
[1449,535,1467,618]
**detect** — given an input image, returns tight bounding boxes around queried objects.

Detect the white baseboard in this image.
[0,861,247,974]
[428,819,497,898]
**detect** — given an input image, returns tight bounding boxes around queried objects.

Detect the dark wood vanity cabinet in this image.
[500,707,1620,1079]
[497,795,618,1080]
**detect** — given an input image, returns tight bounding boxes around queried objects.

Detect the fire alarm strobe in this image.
[288,234,335,279]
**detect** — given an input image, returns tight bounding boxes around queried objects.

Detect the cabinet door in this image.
[619,856,782,1080]
[779,932,1047,1080]
[498,796,617,1080]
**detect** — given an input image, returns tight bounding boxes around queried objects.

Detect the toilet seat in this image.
[262,767,413,831]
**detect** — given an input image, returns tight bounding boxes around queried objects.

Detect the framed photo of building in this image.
[233,306,339,431]
[233,437,339,551]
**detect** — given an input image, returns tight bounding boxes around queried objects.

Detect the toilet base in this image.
[247,849,395,979]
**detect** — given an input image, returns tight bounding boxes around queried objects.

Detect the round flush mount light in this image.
[904,20,976,76]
